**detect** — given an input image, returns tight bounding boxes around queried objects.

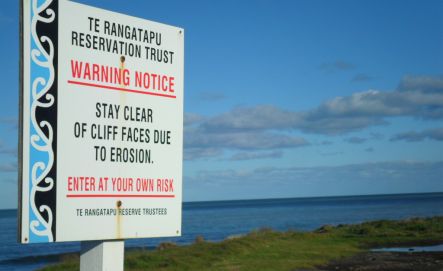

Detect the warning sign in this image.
[19,0,184,243]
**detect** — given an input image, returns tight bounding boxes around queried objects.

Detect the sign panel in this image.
[19,0,184,243]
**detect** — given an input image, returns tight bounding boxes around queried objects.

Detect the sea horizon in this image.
[3,191,443,212]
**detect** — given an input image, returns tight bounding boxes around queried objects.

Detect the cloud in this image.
[184,147,222,161]
[185,129,309,151]
[0,147,17,156]
[187,160,443,186]
[198,99,385,136]
[0,140,17,156]
[195,75,443,136]
[333,134,381,146]
[202,105,300,132]
[229,150,283,161]
[0,13,13,23]
[344,133,383,144]
[197,91,226,101]
[185,160,443,200]
[390,127,443,142]
[0,117,17,124]
[320,151,343,156]
[300,86,443,133]
[184,124,308,160]
[3,177,17,184]
[183,75,443,160]
[184,107,308,161]
[184,123,308,160]
[369,132,384,140]
[320,140,333,145]
[397,75,443,93]
[0,162,17,172]
[319,60,355,73]
[345,137,367,144]
[0,117,18,130]
[351,73,373,82]
[184,113,205,127]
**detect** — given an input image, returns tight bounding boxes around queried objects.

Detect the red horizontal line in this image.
[67,194,175,198]
[67,80,177,99]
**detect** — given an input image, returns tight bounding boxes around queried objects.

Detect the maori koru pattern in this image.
[29,0,58,242]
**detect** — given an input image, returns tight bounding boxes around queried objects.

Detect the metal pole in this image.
[80,240,124,271]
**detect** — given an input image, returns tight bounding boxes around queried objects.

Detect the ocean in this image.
[1,192,443,271]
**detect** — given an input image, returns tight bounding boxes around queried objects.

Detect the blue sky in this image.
[1,0,442,208]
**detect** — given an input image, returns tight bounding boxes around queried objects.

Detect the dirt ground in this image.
[317,251,443,271]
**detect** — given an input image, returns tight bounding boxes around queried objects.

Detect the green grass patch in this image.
[39,216,443,271]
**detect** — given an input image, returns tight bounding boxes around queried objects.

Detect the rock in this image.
[195,235,205,244]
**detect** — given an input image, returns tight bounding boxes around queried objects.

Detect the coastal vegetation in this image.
[39,216,443,271]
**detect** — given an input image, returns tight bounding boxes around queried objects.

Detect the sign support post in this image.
[80,240,124,271]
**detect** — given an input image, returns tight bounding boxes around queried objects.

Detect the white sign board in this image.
[19,0,184,243]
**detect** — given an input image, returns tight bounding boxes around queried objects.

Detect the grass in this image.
[39,216,443,271]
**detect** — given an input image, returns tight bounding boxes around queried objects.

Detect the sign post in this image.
[19,0,184,267]
[80,240,124,271]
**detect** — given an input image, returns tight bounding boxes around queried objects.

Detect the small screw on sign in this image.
[119,56,126,87]
[117,200,122,208]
